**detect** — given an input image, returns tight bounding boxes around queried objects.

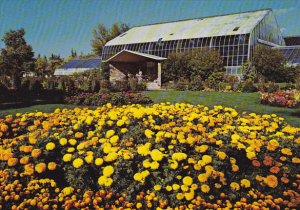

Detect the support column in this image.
[157,62,161,88]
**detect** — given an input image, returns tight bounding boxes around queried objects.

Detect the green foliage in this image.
[0,28,35,90]
[252,46,286,82]
[34,55,48,76]
[205,71,225,89]
[46,54,64,75]
[162,52,189,83]
[240,80,258,93]
[187,75,204,91]
[91,23,129,55]
[187,48,225,81]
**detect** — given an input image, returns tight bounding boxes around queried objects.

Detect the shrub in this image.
[174,78,189,91]
[128,77,138,91]
[187,75,204,91]
[205,71,225,90]
[265,82,280,93]
[0,82,9,101]
[241,80,258,93]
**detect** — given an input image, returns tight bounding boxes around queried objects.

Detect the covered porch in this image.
[104,50,166,90]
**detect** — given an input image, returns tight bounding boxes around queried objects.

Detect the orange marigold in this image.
[292,157,300,164]
[31,149,42,158]
[35,163,46,174]
[263,156,273,166]
[269,166,280,174]
[48,162,57,170]
[252,160,261,167]
[20,156,30,165]
[281,148,292,156]
[7,158,18,167]
[264,175,278,188]
[281,177,289,184]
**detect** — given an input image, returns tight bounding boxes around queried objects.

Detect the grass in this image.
[0,91,299,127]
[143,91,300,127]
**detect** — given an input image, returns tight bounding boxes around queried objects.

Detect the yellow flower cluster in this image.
[0,103,299,209]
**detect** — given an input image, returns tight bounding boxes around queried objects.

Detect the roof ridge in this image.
[132,8,272,28]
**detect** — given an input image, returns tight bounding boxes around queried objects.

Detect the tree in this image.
[34,54,48,76]
[46,54,64,76]
[252,45,286,82]
[162,48,224,83]
[65,49,78,62]
[0,28,34,89]
[91,23,129,55]
[187,48,224,81]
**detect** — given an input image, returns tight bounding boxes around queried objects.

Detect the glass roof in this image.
[60,57,101,69]
[277,48,300,64]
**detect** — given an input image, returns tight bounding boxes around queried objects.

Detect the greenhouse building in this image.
[102,9,298,89]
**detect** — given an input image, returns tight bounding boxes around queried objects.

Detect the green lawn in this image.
[0,91,299,127]
[143,91,300,127]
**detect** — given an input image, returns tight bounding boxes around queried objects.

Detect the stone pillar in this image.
[157,62,161,88]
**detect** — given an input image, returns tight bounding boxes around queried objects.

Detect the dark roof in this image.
[60,57,101,69]
[284,36,300,46]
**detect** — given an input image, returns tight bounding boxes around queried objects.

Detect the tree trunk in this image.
[12,74,21,91]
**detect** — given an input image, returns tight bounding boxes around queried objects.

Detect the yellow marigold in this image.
[23,145,33,153]
[35,163,46,173]
[150,161,160,170]
[166,185,172,191]
[231,134,240,143]
[182,176,193,186]
[264,175,278,188]
[281,148,292,156]
[150,149,164,161]
[154,184,161,191]
[198,173,208,183]
[95,158,104,166]
[195,145,208,153]
[110,135,119,145]
[98,175,107,185]
[230,182,240,191]
[172,184,180,191]
[121,128,128,133]
[46,142,55,151]
[105,130,115,138]
[63,154,72,162]
[24,163,34,175]
[137,143,151,156]
[176,193,184,200]
[104,152,118,162]
[59,138,68,146]
[201,184,210,193]
[7,158,18,167]
[240,179,251,188]
[232,164,239,172]
[103,165,114,177]
[68,139,77,146]
[184,190,195,201]
[169,159,179,170]
[202,155,212,164]
[136,202,142,209]
[172,152,187,161]
[216,151,227,160]
[62,187,74,196]
[74,132,84,139]
[267,139,279,151]
[134,172,144,182]
[48,162,57,170]
[72,158,84,168]
[143,159,151,168]
[246,152,256,160]
[85,155,93,164]
[20,156,30,165]
[105,178,113,187]
[85,116,94,125]
[31,149,42,158]
[145,129,154,139]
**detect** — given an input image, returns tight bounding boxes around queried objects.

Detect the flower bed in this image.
[260,90,300,108]
[64,92,153,106]
[0,103,299,209]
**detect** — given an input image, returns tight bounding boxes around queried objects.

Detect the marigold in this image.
[182,176,193,186]
[170,160,178,169]
[7,158,18,167]
[150,161,160,170]
[176,193,184,200]
[35,163,46,173]
[198,173,208,183]
[46,142,55,151]
[63,154,72,162]
[48,162,57,170]
[85,155,93,164]
[264,175,278,188]
[232,164,239,172]
[59,138,68,146]
[73,158,84,168]
[292,157,300,164]
[144,129,154,139]
[195,145,209,153]
[230,182,240,191]
[202,155,212,164]
[240,179,251,188]
[252,160,261,167]
[267,139,279,151]
[263,156,273,166]
[68,139,77,146]
[269,166,280,174]
[281,148,292,156]
[172,184,180,191]
[150,149,164,161]
[31,149,42,158]
[231,134,240,143]
[172,152,187,161]
[184,190,195,201]
[95,158,104,166]
[103,165,114,177]
[74,132,84,139]
[281,177,289,184]
[110,135,119,145]
[154,185,161,191]
[20,156,30,165]
[216,151,227,160]
[201,184,210,193]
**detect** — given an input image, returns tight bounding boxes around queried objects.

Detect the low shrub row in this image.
[64,92,153,106]
[260,90,300,108]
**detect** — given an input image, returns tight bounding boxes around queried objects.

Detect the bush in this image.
[241,80,258,93]
[174,78,189,91]
[91,79,100,92]
[265,82,279,93]
[0,82,9,101]
[260,90,300,108]
[205,71,225,90]
[128,77,138,91]
[187,75,204,91]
